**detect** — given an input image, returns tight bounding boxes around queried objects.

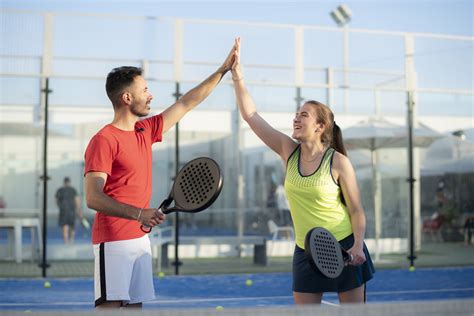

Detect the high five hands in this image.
[218,37,240,74]
[231,37,243,81]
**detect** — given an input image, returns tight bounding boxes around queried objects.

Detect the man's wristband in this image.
[137,208,143,222]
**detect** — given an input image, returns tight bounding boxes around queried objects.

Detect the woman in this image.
[231,37,374,304]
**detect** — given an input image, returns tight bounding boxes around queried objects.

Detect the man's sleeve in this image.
[139,114,164,144]
[84,134,115,176]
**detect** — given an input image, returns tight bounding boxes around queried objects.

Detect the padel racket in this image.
[141,157,223,233]
[80,217,91,230]
[305,227,353,279]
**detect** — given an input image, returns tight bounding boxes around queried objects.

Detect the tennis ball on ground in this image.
[215,306,224,311]
[409,266,416,272]
[43,281,51,288]
[158,272,165,278]
[245,279,253,286]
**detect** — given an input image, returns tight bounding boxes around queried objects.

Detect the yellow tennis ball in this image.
[43,281,51,288]
[409,266,415,272]
[215,306,224,311]
[158,272,165,278]
[245,279,253,286]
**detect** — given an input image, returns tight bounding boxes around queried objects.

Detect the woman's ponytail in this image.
[332,122,347,156]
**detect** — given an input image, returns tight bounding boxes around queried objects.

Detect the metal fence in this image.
[1,10,473,268]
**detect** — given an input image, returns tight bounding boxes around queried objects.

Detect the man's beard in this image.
[131,104,149,117]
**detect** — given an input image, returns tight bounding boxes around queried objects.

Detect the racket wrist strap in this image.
[136,208,143,222]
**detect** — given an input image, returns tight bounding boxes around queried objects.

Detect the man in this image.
[55,177,83,244]
[84,42,236,309]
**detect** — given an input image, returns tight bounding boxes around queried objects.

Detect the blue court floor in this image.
[0,267,473,311]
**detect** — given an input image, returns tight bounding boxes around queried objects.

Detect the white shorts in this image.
[93,234,155,306]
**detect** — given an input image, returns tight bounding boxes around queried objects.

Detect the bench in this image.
[150,234,268,271]
[181,236,268,265]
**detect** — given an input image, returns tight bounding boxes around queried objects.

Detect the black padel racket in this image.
[304,227,353,279]
[141,157,223,233]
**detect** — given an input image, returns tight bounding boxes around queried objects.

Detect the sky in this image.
[1,0,473,118]
[2,0,473,36]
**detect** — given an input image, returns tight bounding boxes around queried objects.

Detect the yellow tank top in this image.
[285,146,352,249]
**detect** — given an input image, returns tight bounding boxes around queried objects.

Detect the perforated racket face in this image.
[172,157,223,212]
[306,227,344,278]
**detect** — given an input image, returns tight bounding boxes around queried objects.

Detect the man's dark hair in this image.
[105,66,142,105]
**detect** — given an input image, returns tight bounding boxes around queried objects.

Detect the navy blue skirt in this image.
[293,234,375,293]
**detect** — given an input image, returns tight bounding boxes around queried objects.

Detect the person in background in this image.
[56,177,83,244]
[0,196,6,218]
[0,196,6,209]
[275,183,291,226]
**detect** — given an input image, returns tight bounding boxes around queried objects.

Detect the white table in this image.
[0,217,42,263]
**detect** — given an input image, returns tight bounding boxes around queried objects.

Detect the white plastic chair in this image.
[149,226,174,272]
[267,219,294,256]
[267,219,294,241]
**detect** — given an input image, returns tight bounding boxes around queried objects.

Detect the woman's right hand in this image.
[231,37,243,81]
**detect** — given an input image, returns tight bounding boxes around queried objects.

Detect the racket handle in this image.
[342,249,353,263]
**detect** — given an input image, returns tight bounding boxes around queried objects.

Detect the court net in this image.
[0,299,472,316]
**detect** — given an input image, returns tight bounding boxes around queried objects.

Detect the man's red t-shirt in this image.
[84,114,163,244]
